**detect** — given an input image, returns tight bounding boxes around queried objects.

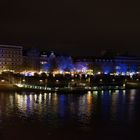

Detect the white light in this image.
[100,79,102,82]
[71,73,74,77]
[121,72,126,76]
[104,72,108,74]
[93,91,98,94]
[1,79,5,82]
[115,72,120,76]
[71,79,74,82]
[112,79,115,82]
[16,84,23,87]
[34,94,37,100]
[59,70,63,74]
[97,72,101,75]
[88,91,91,94]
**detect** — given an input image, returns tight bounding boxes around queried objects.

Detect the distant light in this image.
[112,79,115,82]
[97,72,101,75]
[115,72,120,76]
[16,84,23,87]
[59,70,63,74]
[21,71,35,76]
[88,91,91,94]
[1,79,5,82]
[71,73,74,77]
[121,72,126,76]
[104,72,108,75]
[100,79,102,82]
[71,79,74,82]
[93,91,98,94]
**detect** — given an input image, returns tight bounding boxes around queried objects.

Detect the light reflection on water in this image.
[0,89,139,128]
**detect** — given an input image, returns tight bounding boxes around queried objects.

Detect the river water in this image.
[0,90,140,140]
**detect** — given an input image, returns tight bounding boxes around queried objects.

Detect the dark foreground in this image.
[1,123,139,140]
[0,90,140,140]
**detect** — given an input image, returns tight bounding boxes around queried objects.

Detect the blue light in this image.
[116,63,127,73]
[102,64,112,74]
[44,52,57,72]
[130,64,137,73]
[76,62,88,72]
[59,95,65,117]
[57,56,67,71]
[57,56,74,72]
[43,55,74,72]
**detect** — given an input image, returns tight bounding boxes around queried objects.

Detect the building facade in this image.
[1,44,140,75]
[40,51,48,71]
[0,45,23,72]
[23,49,40,72]
[94,56,140,74]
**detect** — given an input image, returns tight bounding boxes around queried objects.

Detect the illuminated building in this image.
[94,56,140,74]
[74,58,93,73]
[56,56,74,72]
[40,51,48,71]
[1,44,140,75]
[23,49,40,71]
[73,56,140,75]
[0,45,23,72]
[44,51,57,72]
[94,58,114,74]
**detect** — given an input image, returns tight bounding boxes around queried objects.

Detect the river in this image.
[0,90,140,140]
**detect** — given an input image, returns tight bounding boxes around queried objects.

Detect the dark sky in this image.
[0,0,140,56]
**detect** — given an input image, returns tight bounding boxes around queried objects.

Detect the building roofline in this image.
[0,45,23,49]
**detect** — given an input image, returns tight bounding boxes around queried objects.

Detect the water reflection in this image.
[128,89,136,122]
[0,89,139,128]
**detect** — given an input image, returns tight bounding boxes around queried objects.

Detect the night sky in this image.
[0,0,140,56]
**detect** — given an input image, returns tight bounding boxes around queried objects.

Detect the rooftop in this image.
[0,45,23,49]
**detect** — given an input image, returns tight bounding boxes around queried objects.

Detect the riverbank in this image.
[0,82,140,93]
[0,84,128,92]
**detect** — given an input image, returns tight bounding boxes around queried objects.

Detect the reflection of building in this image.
[0,45,23,72]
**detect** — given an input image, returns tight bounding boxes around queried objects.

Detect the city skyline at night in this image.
[0,1,140,140]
